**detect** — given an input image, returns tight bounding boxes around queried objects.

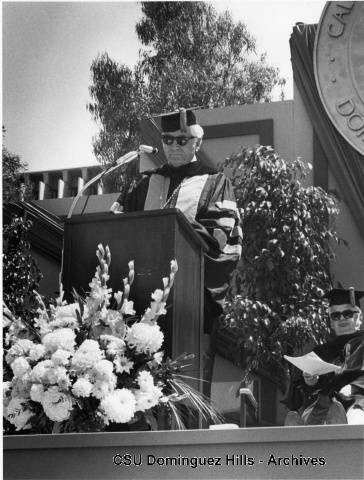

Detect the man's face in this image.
[329,303,361,336]
[162,129,201,168]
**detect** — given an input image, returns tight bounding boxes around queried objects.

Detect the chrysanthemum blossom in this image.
[71,340,103,372]
[42,328,76,353]
[113,356,134,374]
[28,344,46,362]
[11,357,31,378]
[72,378,93,398]
[100,388,136,424]
[44,365,69,387]
[10,375,32,399]
[126,323,164,354]
[51,349,72,366]
[30,384,45,403]
[93,359,114,381]
[100,335,125,356]
[5,339,35,364]
[91,378,116,400]
[31,360,53,383]
[134,386,163,412]
[137,371,154,392]
[7,398,33,430]
[41,387,73,422]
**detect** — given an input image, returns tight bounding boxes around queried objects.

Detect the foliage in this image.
[87,1,285,172]
[3,245,221,434]
[2,127,31,203]
[222,146,340,385]
[3,214,43,326]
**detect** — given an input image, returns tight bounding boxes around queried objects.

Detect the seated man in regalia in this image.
[285,287,364,425]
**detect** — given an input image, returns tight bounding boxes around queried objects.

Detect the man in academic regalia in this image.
[285,287,364,425]
[110,108,242,396]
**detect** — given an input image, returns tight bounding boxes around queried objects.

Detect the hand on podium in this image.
[110,202,124,214]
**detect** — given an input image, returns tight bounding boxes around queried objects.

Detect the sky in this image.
[2,0,327,172]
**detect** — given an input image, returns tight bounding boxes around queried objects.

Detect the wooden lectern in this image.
[62,209,206,391]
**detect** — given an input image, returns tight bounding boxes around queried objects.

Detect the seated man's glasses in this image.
[161,134,196,146]
[330,310,358,321]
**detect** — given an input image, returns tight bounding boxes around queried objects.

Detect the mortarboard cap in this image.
[161,108,198,133]
[323,287,364,307]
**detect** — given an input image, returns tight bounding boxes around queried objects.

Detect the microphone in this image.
[67,146,157,218]
[139,145,159,155]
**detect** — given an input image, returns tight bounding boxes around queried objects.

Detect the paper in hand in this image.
[284,351,341,376]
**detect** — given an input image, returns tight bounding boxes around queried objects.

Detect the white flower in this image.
[55,303,79,319]
[114,291,123,306]
[100,309,127,338]
[137,371,154,392]
[30,384,45,403]
[100,335,125,356]
[7,398,33,431]
[49,316,78,331]
[46,366,69,387]
[33,316,52,336]
[125,323,164,354]
[91,379,116,400]
[120,300,135,316]
[100,389,136,424]
[5,339,34,364]
[10,375,32,399]
[41,387,73,422]
[88,277,112,305]
[11,357,31,378]
[170,259,178,273]
[113,355,134,374]
[42,328,76,353]
[51,349,72,366]
[141,292,167,323]
[134,386,163,412]
[3,381,12,409]
[72,378,93,398]
[28,344,46,362]
[151,289,164,303]
[71,340,104,372]
[31,360,53,382]
[153,352,164,364]
[92,360,114,381]
[3,381,11,396]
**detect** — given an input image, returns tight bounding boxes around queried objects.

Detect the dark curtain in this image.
[290,23,364,241]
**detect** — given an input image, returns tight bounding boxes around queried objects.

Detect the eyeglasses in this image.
[161,135,196,146]
[330,310,358,321]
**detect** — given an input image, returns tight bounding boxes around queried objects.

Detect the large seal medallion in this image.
[314,1,364,155]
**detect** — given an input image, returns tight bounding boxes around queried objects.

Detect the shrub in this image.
[222,146,339,385]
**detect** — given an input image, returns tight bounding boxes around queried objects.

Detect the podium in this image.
[62,209,206,390]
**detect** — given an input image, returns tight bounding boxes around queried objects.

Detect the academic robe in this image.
[284,330,364,424]
[116,160,242,333]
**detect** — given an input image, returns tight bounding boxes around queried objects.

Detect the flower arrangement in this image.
[3,244,220,433]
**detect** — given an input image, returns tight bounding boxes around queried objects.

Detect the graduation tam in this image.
[324,288,364,307]
[160,108,204,137]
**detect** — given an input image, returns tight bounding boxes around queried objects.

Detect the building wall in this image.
[293,85,364,297]
[198,101,295,165]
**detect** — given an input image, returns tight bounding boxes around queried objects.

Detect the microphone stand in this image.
[67,151,138,219]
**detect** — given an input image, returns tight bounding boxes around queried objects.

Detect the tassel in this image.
[349,286,355,307]
[179,108,187,133]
